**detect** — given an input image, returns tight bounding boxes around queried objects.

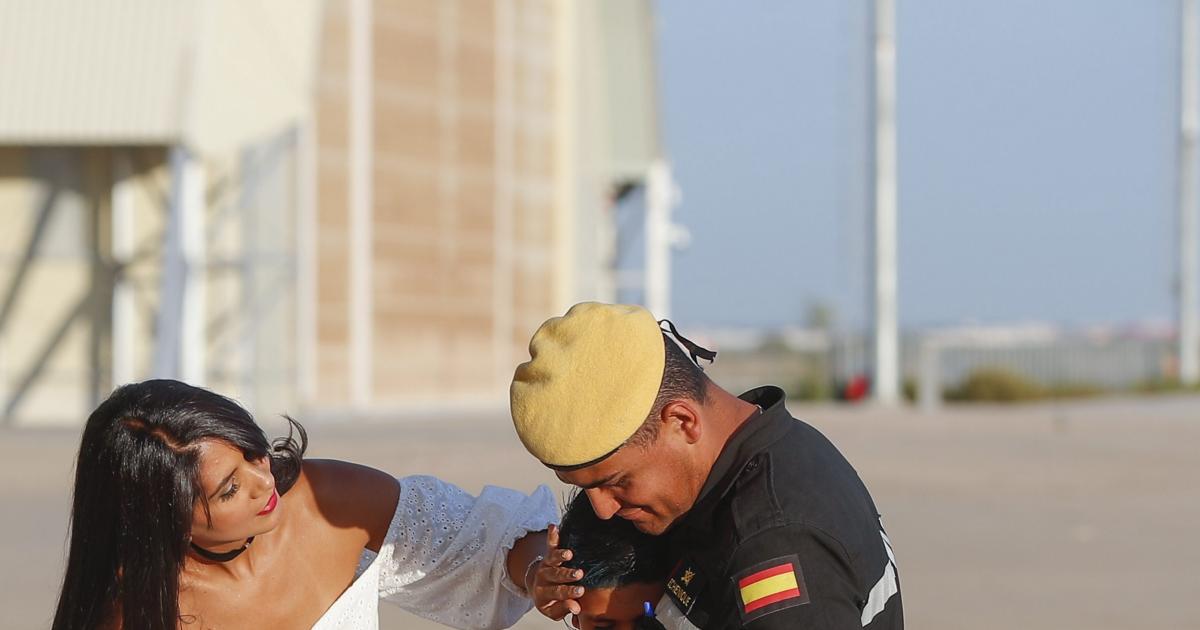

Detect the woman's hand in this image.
[529,524,586,620]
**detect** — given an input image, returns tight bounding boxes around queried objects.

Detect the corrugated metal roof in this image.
[0,0,195,144]
[0,0,319,152]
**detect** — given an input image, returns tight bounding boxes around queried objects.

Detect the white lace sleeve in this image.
[373,475,558,629]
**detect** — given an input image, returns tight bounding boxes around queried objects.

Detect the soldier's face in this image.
[557,404,707,535]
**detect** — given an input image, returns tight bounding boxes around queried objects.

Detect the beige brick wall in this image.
[314,0,562,409]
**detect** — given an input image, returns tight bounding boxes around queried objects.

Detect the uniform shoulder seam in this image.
[735,521,858,575]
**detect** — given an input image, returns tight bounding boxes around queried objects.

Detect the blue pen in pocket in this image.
[636,600,667,630]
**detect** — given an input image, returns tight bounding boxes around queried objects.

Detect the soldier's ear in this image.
[662,399,702,445]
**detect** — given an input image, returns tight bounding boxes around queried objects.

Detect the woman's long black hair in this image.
[52,379,307,630]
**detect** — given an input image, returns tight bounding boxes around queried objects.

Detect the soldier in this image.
[517,303,902,629]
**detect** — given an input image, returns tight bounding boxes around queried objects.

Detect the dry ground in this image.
[3,394,1197,629]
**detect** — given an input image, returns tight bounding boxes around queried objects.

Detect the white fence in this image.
[701,325,1177,408]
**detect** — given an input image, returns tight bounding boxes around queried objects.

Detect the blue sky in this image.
[656,0,1185,330]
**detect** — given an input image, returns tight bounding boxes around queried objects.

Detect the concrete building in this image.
[0,0,664,426]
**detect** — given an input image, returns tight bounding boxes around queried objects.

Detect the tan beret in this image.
[510,302,665,468]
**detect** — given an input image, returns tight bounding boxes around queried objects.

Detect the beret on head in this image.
[510,302,665,468]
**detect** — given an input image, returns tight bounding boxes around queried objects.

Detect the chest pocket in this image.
[731,454,784,536]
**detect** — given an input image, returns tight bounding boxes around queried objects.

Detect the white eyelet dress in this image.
[312,475,558,630]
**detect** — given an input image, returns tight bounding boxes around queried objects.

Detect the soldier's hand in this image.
[531,524,586,620]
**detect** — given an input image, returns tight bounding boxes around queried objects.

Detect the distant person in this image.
[555,491,673,630]
[515,303,903,629]
[52,379,570,630]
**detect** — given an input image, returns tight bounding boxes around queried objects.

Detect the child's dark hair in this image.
[558,492,672,588]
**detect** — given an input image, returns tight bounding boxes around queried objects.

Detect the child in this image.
[559,492,673,630]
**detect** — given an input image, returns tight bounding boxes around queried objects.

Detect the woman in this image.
[52,379,559,629]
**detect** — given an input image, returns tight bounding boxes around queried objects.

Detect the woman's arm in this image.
[376,476,558,629]
[303,459,401,552]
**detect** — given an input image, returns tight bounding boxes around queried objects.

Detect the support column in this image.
[645,159,681,319]
[348,0,374,408]
[152,145,206,384]
[1180,0,1199,385]
[111,150,136,386]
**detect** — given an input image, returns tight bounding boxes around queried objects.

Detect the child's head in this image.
[559,492,673,630]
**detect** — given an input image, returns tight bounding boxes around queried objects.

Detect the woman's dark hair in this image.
[559,492,672,588]
[52,379,307,630]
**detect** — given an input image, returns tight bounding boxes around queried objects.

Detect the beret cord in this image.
[659,319,717,366]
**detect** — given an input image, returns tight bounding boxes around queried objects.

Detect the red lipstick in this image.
[257,490,278,515]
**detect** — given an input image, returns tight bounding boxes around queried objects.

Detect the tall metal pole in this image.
[1181,0,1200,385]
[872,0,900,403]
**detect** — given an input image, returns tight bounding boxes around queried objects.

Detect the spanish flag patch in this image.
[733,554,809,622]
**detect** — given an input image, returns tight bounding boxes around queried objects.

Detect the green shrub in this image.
[791,371,833,401]
[1042,382,1105,399]
[1133,378,1200,394]
[944,367,1108,403]
[945,367,1043,402]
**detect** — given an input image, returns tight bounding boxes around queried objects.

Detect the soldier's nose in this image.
[584,488,621,520]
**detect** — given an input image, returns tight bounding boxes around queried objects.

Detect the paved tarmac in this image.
[3,394,1197,629]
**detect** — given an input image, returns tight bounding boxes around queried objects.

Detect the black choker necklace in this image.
[190,537,254,562]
